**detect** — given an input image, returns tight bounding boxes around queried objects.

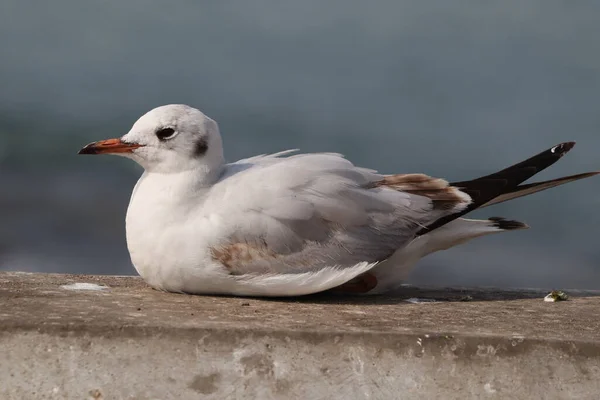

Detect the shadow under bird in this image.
[78,104,599,296]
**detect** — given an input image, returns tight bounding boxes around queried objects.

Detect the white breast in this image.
[124,171,229,292]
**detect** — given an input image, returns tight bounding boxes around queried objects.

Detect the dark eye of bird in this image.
[156,127,176,141]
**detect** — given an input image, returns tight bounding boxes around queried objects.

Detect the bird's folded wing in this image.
[202,152,471,276]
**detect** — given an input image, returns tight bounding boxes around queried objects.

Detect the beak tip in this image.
[78,145,97,155]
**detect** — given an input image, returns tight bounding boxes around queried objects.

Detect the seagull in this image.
[79,104,598,297]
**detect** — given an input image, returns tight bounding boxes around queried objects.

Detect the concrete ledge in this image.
[1,271,599,399]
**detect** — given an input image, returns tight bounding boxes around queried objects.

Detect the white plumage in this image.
[78,104,598,296]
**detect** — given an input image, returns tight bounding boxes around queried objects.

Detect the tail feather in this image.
[488,216,529,230]
[417,142,596,235]
[367,217,529,294]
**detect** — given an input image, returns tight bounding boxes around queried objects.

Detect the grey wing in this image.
[204,152,471,276]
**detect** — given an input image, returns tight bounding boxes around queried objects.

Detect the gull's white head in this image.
[79,104,225,175]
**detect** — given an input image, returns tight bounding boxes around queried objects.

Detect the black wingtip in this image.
[489,217,529,230]
[417,141,583,236]
[551,141,576,157]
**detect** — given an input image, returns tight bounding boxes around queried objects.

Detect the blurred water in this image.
[1,1,599,288]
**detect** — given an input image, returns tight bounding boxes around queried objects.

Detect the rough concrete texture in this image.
[1,271,600,400]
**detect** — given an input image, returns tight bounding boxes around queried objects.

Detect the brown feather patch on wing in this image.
[211,242,278,275]
[211,241,315,275]
[373,173,471,209]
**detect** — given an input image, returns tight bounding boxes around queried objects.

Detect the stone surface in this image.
[1,271,600,399]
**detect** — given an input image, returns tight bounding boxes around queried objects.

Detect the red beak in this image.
[78,138,142,155]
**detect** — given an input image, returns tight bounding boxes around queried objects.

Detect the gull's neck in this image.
[131,163,224,209]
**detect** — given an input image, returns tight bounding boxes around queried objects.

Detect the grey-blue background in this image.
[1,1,599,289]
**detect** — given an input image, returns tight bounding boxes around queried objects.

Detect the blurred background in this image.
[1,1,599,289]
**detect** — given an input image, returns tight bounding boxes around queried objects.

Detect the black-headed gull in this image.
[79,104,598,296]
